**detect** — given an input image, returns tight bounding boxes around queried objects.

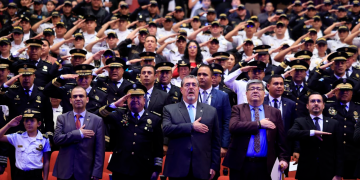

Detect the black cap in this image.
[244,39,253,44]
[247,61,266,70]
[178,29,187,36]
[118,14,129,21]
[105,57,127,69]
[175,6,183,11]
[139,28,149,34]
[74,64,94,76]
[12,26,24,34]
[177,35,186,41]
[23,108,42,120]
[250,16,258,22]
[74,32,84,39]
[210,63,224,74]
[149,21,157,27]
[246,20,255,26]
[150,1,158,6]
[338,25,349,31]
[294,50,313,60]
[294,0,302,5]
[20,15,30,22]
[316,38,327,44]
[177,60,190,68]
[208,8,216,13]
[155,62,174,71]
[124,83,147,95]
[193,16,200,20]
[165,15,173,21]
[276,21,285,26]
[139,52,156,61]
[107,31,118,38]
[0,58,11,69]
[56,22,66,28]
[25,39,43,47]
[302,37,314,44]
[16,62,36,75]
[237,4,245,9]
[209,37,219,43]
[324,0,331,5]
[51,11,60,17]
[85,15,97,21]
[308,28,317,33]
[219,13,227,19]
[137,15,146,22]
[69,49,87,57]
[289,59,310,70]
[33,0,43,4]
[307,5,316,10]
[332,78,355,90]
[8,2,17,8]
[275,9,284,15]
[212,52,230,60]
[279,14,288,20]
[64,1,72,6]
[43,28,55,36]
[353,1,360,6]
[337,47,357,56]
[120,2,129,8]
[313,15,321,20]
[211,21,220,26]
[328,51,348,62]
[338,6,346,11]
[253,45,271,54]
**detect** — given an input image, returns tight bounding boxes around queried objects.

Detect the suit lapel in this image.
[322,116,329,132]
[263,96,270,106]
[210,89,217,107]
[107,79,118,92]
[195,102,204,120]
[68,111,76,130]
[306,116,316,129]
[148,88,159,110]
[178,101,191,123]
[28,86,37,101]
[83,111,91,127]
[245,104,251,122]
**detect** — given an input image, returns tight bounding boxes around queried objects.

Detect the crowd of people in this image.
[0,0,360,180]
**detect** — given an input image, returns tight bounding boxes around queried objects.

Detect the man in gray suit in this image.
[53,86,105,180]
[163,75,221,180]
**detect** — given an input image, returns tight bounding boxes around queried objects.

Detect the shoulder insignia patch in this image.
[44,60,52,64]
[42,134,49,139]
[38,87,44,90]
[10,85,18,88]
[126,79,135,83]
[326,100,335,103]
[151,111,161,117]
[66,83,77,86]
[97,74,106,78]
[355,102,360,105]
[17,131,24,134]
[97,87,107,92]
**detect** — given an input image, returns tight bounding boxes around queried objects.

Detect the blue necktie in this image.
[145,92,149,109]
[188,105,195,123]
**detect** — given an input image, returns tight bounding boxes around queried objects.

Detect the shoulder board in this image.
[44,60,52,64]
[126,79,135,83]
[353,65,360,69]
[97,74,106,78]
[240,78,248,81]
[222,85,231,90]
[66,83,77,86]
[170,50,175,53]
[117,107,127,110]
[326,100,335,103]
[38,86,44,90]
[355,102,360,105]
[151,111,162,117]
[42,134,48,139]
[97,87,107,93]
[284,79,291,82]
[10,85,18,88]
[17,131,24,134]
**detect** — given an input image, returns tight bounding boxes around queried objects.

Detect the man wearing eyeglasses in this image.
[222,79,289,180]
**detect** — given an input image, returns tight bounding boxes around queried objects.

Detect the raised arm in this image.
[172,18,193,33]
[96,19,120,38]
[63,19,85,39]
[31,16,52,33]
[224,22,246,42]
[324,21,344,35]
[188,25,210,40]
[344,30,360,45]
[254,25,275,39]
[50,37,75,55]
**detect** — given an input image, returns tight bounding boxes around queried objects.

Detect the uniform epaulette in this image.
[240,78,248,81]
[222,85,231,90]
[323,75,330,78]
[66,83,77,86]
[118,107,127,110]
[97,87,107,93]
[170,49,175,53]
[284,79,291,82]
[353,65,360,70]
[17,131,24,134]
[151,111,162,117]
[127,79,134,83]
[44,60,52,64]
[326,100,335,103]
[10,85,18,88]
[38,87,44,90]
[42,134,49,139]
[97,74,106,78]
[355,102,360,105]
[197,64,201,68]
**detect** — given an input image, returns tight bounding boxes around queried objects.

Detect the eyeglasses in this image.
[104,55,113,59]
[246,25,254,28]
[188,45,197,49]
[184,83,197,88]
[247,87,264,91]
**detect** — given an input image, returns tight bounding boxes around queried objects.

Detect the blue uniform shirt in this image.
[246,104,268,157]
[7,130,51,171]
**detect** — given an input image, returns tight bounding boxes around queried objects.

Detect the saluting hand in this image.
[4,74,22,87]
[114,94,131,107]
[7,115,22,128]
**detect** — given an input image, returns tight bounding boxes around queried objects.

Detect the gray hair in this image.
[181,75,199,87]
[246,79,264,91]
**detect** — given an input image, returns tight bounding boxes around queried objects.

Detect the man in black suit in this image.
[355,112,360,179]
[140,65,170,115]
[154,62,182,104]
[211,63,238,107]
[288,93,343,180]
[163,75,221,180]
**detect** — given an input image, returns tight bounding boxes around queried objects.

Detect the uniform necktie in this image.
[24,89,30,97]
[75,114,81,129]
[134,113,139,121]
[341,104,347,115]
[313,117,320,131]
[346,70,350,78]
[188,104,195,123]
[162,85,167,92]
[273,99,279,109]
[113,81,119,89]
[254,107,261,153]
[296,85,302,96]
[145,92,149,109]
[203,91,208,104]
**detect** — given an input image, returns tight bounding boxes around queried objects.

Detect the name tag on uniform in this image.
[18,145,23,148]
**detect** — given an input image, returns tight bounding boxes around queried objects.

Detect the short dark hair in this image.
[140,64,156,73]
[41,39,50,46]
[145,35,157,42]
[70,86,87,97]
[267,74,284,84]
[198,64,214,76]
[307,92,324,104]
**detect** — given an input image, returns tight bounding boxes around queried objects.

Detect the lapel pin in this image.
[284,104,286,106]
[87,119,90,121]
[146,113,148,115]
[200,110,202,112]
[326,120,328,122]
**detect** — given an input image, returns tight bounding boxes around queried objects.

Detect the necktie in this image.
[188,105,195,123]
[314,117,320,131]
[346,70,350,78]
[24,89,30,97]
[134,113,139,121]
[203,91,208,104]
[145,92,149,109]
[296,85,302,96]
[341,104,347,115]
[254,107,261,153]
[75,114,81,129]
[162,85,167,92]
[273,99,279,109]
[113,82,119,89]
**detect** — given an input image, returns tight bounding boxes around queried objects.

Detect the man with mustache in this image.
[96,83,163,180]
[162,75,220,180]
[323,79,360,180]
[222,79,289,179]
[288,93,343,180]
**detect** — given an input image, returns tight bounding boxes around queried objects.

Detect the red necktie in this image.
[75,114,81,129]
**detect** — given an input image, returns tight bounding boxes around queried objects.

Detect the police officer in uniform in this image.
[211,63,237,107]
[283,60,313,118]
[57,49,88,84]
[154,62,182,104]
[171,60,190,87]
[94,57,134,104]
[323,78,360,180]
[30,0,47,26]
[61,1,78,31]
[126,52,160,83]
[117,27,149,60]
[96,84,163,180]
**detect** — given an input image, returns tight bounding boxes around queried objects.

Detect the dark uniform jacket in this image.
[94,76,134,104]
[147,87,171,115]
[218,82,237,107]
[354,118,360,178]
[283,79,313,118]
[154,82,182,104]
[61,13,78,30]
[96,106,163,176]
[117,38,144,60]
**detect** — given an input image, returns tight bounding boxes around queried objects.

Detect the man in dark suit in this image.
[222,79,289,180]
[288,93,343,180]
[355,112,360,178]
[53,86,105,180]
[96,83,163,180]
[211,63,238,107]
[154,62,182,104]
[163,75,221,180]
[140,65,170,115]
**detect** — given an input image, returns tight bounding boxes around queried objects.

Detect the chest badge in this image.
[36,144,43,151]
[121,114,129,126]
[354,111,358,121]
[42,66,47,72]
[329,107,337,116]
[14,95,20,100]
[95,95,99,101]
[36,96,41,103]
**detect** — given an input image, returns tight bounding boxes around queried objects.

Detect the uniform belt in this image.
[245,157,267,162]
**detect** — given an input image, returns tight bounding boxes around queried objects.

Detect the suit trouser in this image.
[112,172,152,180]
[168,154,207,180]
[229,158,271,180]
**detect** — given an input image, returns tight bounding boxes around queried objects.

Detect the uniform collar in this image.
[22,130,43,140]
[131,108,145,118]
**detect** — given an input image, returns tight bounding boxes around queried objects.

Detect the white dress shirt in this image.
[52,105,63,129]
[161,84,171,93]
[131,109,145,120]
[183,100,197,121]
[199,87,212,105]
[310,114,323,136]
[268,95,282,115]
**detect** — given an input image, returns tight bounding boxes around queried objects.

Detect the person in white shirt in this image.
[86,31,120,54]
[225,20,262,50]
[19,16,32,42]
[31,11,62,34]
[172,16,202,36]
[53,22,68,45]
[171,60,191,87]
[42,28,56,46]
[188,21,233,51]
[158,35,186,65]
[0,38,12,59]
[50,98,63,130]
[10,26,26,55]
[157,16,176,39]
[310,38,328,70]
[326,25,350,52]
[98,15,131,43]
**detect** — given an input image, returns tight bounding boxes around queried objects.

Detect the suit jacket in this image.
[354,119,360,178]
[222,104,289,174]
[147,87,170,115]
[94,76,133,104]
[283,79,312,118]
[154,82,182,104]
[53,111,105,180]
[162,101,221,179]
[287,116,343,180]
[207,88,232,148]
